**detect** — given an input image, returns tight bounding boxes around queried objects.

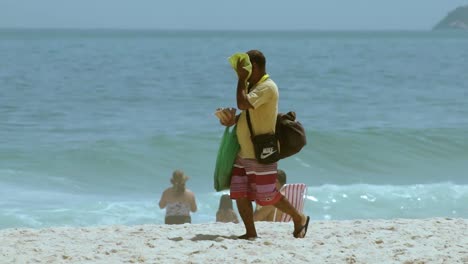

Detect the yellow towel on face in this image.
[228,53,252,80]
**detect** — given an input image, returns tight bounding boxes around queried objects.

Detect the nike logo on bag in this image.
[260,148,277,159]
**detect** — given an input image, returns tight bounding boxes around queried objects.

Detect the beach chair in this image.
[273,183,307,222]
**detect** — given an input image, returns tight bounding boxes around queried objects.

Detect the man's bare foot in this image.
[293,215,310,238]
[237,234,257,240]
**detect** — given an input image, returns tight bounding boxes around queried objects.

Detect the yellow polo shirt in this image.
[237,78,279,159]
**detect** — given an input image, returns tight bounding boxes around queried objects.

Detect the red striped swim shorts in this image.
[229,156,281,206]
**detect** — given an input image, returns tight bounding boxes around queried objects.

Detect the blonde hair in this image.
[171,169,189,184]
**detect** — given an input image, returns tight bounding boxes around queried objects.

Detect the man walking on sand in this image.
[218,50,309,239]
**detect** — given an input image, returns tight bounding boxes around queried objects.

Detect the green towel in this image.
[228,53,252,80]
[213,125,240,192]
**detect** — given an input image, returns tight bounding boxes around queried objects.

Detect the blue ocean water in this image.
[1,29,467,228]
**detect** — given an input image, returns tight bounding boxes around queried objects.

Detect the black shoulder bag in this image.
[246,110,280,164]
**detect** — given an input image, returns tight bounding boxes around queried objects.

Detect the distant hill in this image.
[433,5,468,30]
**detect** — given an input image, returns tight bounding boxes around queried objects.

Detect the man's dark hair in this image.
[277,169,287,186]
[246,50,266,70]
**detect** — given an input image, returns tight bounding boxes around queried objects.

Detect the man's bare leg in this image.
[273,196,309,238]
[236,197,257,239]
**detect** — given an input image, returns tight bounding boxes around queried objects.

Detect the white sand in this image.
[1,218,467,264]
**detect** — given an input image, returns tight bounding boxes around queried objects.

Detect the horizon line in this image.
[0,27,435,32]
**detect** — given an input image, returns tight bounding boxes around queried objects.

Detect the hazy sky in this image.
[1,0,467,30]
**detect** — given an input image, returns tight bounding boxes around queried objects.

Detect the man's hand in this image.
[236,58,249,81]
[220,115,236,127]
[216,108,237,127]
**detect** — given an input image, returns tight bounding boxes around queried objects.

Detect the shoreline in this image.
[1,218,467,263]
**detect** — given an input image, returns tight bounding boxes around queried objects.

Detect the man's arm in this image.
[190,192,197,212]
[236,58,253,110]
[236,79,253,110]
[158,191,167,209]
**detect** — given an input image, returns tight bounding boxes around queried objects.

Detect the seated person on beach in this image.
[253,169,287,222]
[159,170,197,225]
[216,194,239,223]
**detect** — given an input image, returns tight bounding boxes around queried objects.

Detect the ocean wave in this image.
[1,183,466,229]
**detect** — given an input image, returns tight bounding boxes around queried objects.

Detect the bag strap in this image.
[245,109,255,138]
